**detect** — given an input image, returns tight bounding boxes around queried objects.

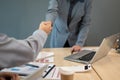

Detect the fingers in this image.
[0,72,20,80]
[43,21,53,26]
[0,77,5,80]
[39,21,52,35]
[71,45,82,54]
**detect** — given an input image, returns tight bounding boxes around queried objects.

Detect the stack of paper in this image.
[35,51,54,63]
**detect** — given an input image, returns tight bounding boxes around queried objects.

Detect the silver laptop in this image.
[64,33,120,64]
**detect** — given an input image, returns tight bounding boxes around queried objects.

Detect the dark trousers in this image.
[64,40,70,47]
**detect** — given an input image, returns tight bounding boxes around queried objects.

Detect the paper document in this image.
[1,62,47,76]
[42,64,56,78]
[36,51,54,63]
[44,67,60,80]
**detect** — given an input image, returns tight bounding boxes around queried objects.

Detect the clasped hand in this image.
[39,21,52,35]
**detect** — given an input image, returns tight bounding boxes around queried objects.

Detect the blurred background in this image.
[0,0,120,47]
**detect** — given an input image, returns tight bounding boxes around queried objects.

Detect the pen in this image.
[42,65,56,78]
[25,64,39,68]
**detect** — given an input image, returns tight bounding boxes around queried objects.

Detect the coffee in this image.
[61,73,73,80]
[59,67,74,80]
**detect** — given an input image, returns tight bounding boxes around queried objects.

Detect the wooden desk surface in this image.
[92,49,120,80]
[41,48,100,80]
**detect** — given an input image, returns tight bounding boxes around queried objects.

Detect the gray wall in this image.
[0,0,48,38]
[86,0,120,46]
[0,0,120,47]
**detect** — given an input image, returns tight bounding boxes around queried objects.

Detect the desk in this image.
[41,48,100,80]
[92,49,120,80]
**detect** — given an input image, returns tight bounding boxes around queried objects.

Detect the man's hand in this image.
[71,45,82,53]
[39,21,52,35]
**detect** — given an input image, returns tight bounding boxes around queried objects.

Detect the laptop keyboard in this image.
[78,51,96,61]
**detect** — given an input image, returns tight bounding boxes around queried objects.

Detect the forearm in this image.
[0,30,47,68]
[76,0,93,46]
[0,34,34,68]
[24,29,47,58]
[76,25,89,46]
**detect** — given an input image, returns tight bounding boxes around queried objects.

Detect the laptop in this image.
[64,33,120,64]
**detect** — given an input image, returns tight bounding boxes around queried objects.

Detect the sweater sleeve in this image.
[0,29,47,68]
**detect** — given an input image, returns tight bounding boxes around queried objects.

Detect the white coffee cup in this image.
[59,67,75,80]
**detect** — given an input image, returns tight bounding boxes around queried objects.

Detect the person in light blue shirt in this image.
[46,0,93,52]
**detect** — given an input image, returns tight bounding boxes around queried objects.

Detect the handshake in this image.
[39,21,53,35]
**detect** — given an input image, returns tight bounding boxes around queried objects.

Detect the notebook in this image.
[64,33,120,64]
